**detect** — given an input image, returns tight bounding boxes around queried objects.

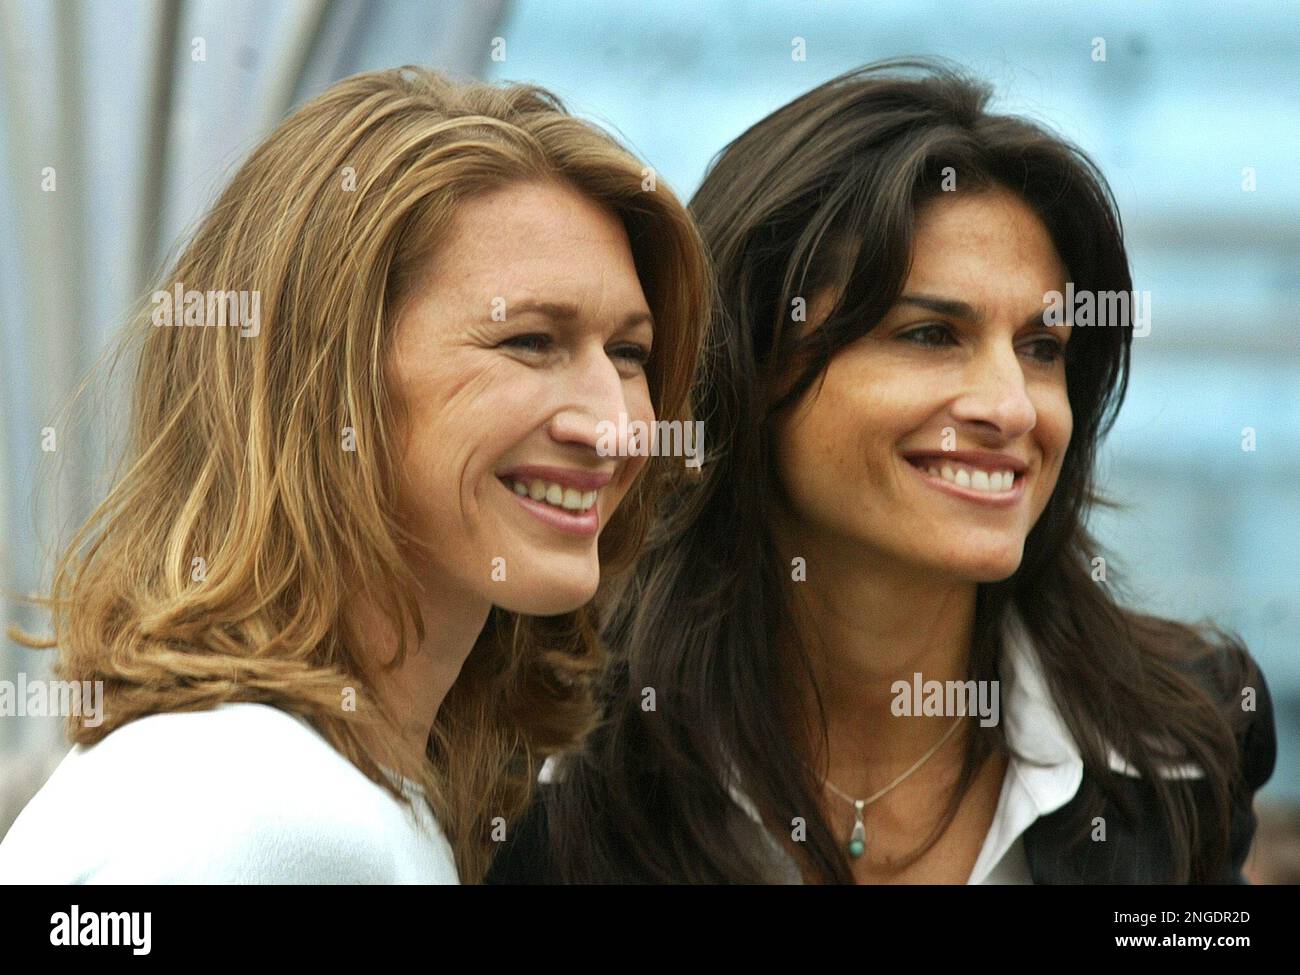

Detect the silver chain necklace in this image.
[817,714,966,859]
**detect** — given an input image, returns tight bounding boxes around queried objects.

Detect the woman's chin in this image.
[916,546,1024,585]
[957,554,1024,584]
[494,577,601,617]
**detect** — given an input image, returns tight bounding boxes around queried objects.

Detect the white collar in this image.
[965,607,1084,882]
[1001,608,1204,783]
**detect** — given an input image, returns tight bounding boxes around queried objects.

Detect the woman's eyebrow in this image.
[897,292,1056,329]
[491,298,654,330]
[507,299,581,322]
[897,293,978,319]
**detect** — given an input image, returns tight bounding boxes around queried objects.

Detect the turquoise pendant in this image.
[848,800,866,859]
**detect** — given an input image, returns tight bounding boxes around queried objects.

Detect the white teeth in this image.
[509,478,599,513]
[927,462,1017,494]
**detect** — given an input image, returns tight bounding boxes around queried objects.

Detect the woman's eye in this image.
[1021,337,1065,364]
[610,344,651,368]
[898,323,956,348]
[499,333,553,354]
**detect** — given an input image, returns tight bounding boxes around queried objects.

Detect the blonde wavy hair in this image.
[12,65,711,882]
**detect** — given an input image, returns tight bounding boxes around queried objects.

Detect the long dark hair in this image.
[537,58,1261,883]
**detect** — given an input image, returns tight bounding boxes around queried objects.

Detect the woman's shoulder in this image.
[1122,610,1278,782]
[1172,637,1277,791]
[0,703,459,883]
[1153,636,1276,882]
[42,703,375,808]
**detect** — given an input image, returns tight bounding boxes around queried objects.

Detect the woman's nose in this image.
[949,345,1037,439]
[546,349,633,451]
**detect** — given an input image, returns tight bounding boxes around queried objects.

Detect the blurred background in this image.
[1,0,1297,882]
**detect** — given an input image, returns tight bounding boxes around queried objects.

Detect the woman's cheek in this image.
[628,375,654,423]
[1042,388,1073,456]
[617,387,655,496]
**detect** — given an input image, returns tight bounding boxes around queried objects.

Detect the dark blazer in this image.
[488,647,1277,884]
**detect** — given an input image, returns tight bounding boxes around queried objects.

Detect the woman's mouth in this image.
[497,474,602,536]
[902,455,1026,508]
[506,476,598,511]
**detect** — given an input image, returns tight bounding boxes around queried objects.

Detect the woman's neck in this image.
[347,576,492,775]
[774,521,978,790]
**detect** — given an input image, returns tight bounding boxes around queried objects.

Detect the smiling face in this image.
[386,180,655,615]
[773,187,1074,583]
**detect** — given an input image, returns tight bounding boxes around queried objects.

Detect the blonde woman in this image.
[0,66,709,884]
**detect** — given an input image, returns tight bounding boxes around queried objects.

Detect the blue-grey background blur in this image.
[1,0,1296,881]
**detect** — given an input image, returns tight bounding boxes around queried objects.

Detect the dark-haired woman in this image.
[488,59,1276,884]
